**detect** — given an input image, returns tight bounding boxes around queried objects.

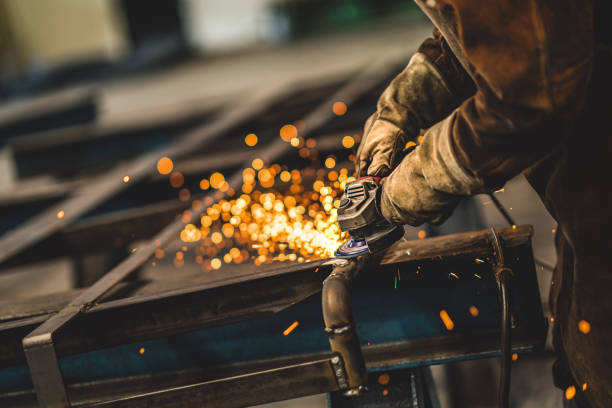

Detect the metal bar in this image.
[86,358,339,408]
[0,226,534,368]
[21,55,404,407]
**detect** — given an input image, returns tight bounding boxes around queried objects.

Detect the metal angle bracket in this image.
[22,311,78,408]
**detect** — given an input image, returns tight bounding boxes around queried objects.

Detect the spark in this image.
[122,176,130,183]
[405,141,417,149]
[157,157,173,174]
[582,383,587,391]
[283,321,299,336]
[56,210,65,219]
[324,157,336,168]
[280,124,297,142]
[378,374,390,385]
[245,133,258,146]
[474,273,482,279]
[170,172,184,188]
[382,389,389,396]
[475,258,485,264]
[578,320,591,334]
[512,353,518,361]
[565,385,576,400]
[449,272,459,279]
[200,179,210,190]
[439,310,455,330]
[469,305,479,317]
[332,101,347,116]
[418,230,426,239]
[139,347,145,355]
[342,135,355,148]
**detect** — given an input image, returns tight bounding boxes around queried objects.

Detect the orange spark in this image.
[157,157,173,175]
[122,176,130,183]
[280,124,297,142]
[245,133,258,146]
[439,310,455,330]
[139,347,145,355]
[512,353,518,361]
[578,320,591,334]
[565,385,576,400]
[283,321,299,336]
[378,373,390,385]
[332,101,347,116]
[582,382,587,391]
[56,210,65,219]
[418,230,426,239]
[469,305,479,317]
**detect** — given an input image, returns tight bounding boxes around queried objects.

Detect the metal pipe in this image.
[322,258,367,394]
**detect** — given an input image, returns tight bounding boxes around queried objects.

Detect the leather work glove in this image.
[356,52,459,177]
[379,112,487,226]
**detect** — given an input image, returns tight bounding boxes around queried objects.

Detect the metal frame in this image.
[18,56,404,408]
[0,225,544,407]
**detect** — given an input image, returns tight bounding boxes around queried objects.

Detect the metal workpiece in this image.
[322,257,369,394]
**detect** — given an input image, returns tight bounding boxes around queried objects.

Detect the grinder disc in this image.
[334,238,369,258]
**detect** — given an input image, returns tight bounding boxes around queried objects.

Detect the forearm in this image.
[376,29,475,135]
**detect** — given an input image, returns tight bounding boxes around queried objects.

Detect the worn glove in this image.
[356,52,458,177]
[379,112,486,226]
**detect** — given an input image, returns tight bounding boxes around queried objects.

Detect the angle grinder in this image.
[335,177,404,258]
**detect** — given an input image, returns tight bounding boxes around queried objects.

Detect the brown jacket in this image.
[382,0,611,405]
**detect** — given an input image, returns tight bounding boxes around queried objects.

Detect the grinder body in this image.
[335,177,403,258]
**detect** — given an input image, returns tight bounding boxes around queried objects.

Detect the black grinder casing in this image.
[336,177,404,255]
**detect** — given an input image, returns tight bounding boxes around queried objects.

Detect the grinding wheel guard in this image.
[336,177,403,257]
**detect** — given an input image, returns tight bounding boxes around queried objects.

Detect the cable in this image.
[488,193,516,227]
[498,268,512,408]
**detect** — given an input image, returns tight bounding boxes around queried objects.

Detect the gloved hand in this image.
[355,113,410,177]
[379,112,486,226]
[356,52,461,177]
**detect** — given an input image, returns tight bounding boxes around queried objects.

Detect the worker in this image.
[356,1,611,407]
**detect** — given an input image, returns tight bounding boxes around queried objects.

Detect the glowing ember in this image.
[405,141,417,149]
[332,101,347,116]
[157,157,173,175]
[418,230,426,239]
[469,305,479,317]
[283,321,299,336]
[378,373,390,385]
[582,382,587,391]
[245,133,258,147]
[512,353,518,361]
[122,176,130,183]
[324,157,336,169]
[56,210,65,219]
[439,310,454,330]
[139,347,145,355]
[565,385,576,400]
[200,179,210,190]
[280,124,298,142]
[170,172,184,188]
[578,320,591,334]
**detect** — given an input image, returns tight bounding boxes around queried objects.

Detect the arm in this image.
[356,29,475,177]
[380,0,594,225]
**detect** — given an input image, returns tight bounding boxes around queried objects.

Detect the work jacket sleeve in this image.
[375,28,475,136]
[381,0,594,225]
[356,29,475,177]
